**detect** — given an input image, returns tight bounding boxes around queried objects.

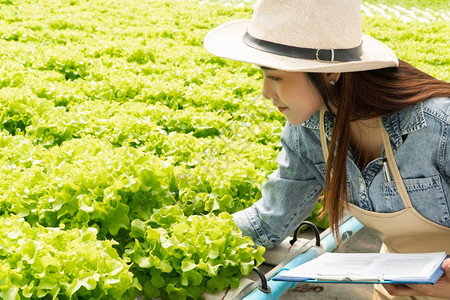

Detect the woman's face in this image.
[261,68,327,125]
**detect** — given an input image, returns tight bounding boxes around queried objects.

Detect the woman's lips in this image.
[272,101,288,113]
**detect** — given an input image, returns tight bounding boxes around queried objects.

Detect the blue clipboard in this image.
[272,266,445,285]
[272,253,448,285]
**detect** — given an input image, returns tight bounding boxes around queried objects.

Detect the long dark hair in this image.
[307,59,450,240]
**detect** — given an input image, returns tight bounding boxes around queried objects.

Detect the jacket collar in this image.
[302,102,426,149]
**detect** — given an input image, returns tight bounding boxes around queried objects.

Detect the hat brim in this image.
[204,20,398,73]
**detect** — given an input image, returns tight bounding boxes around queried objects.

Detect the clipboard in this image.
[272,252,447,285]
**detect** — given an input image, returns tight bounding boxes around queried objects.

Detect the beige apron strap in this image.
[318,113,412,209]
[319,111,329,161]
[379,119,413,209]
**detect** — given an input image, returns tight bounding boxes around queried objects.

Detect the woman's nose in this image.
[262,77,276,100]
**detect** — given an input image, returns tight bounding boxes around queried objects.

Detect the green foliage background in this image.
[0,0,448,299]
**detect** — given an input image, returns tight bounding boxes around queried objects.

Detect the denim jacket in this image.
[233,97,450,249]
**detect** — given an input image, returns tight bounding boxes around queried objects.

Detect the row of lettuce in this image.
[0,0,448,299]
[0,0,274,298]
[0,96,267,299]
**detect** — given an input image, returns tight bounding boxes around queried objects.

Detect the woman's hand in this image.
[383,258,450,299]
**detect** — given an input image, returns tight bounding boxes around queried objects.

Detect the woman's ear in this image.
[325,72,341,83]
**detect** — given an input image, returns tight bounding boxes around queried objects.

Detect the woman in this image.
[204,0,450,299]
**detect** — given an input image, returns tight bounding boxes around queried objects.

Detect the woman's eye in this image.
[268,76,280,81]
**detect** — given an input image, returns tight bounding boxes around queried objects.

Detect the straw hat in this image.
[204,0,398,72]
